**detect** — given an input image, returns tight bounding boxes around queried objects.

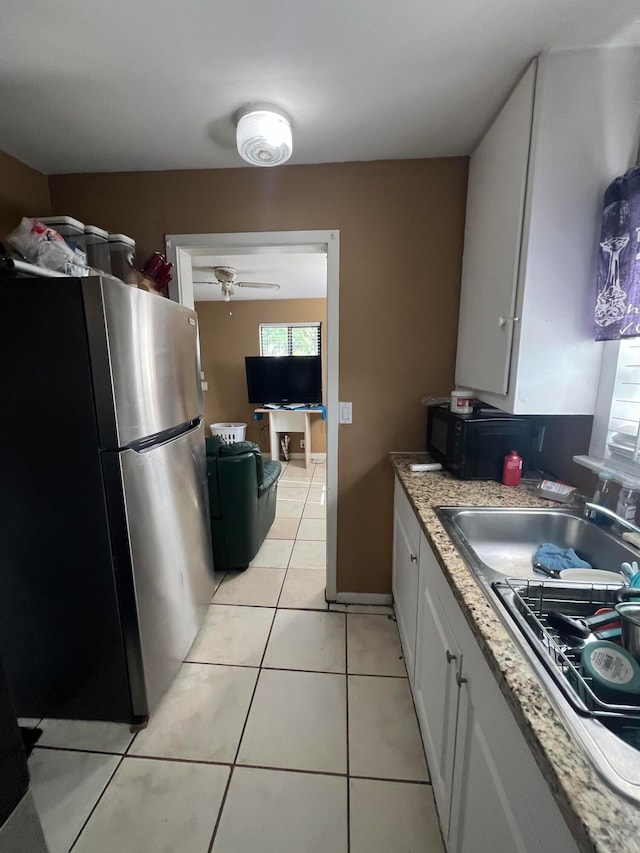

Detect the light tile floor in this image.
[25,459,444,853]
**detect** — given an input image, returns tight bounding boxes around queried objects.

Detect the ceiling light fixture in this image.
[236,106,292,167]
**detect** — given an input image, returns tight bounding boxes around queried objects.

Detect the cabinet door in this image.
[420,532,581,853]
[392,481,420,682]
[455,60,536,396]
[449,683,527,853]
[413,535,461,838]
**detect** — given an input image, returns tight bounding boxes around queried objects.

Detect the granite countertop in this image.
[390,452,640,853]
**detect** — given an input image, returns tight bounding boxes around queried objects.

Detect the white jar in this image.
[450,389,474,414]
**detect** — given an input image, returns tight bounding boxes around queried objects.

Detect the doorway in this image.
[166,230,339,601]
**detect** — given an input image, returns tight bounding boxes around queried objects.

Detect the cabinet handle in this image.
[456,672,468,688]
[445,650,457,664]
[499,315,520,327]
[410,554,417,563]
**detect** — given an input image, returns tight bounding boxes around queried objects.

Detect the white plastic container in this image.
[84,225,111,273]
[210,423,247,443]
[450,389,474,414]
[37,216,86,253]
[108,233,136,282]
[616,482,639,524]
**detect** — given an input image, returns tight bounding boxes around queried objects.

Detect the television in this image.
[245,356,322,406]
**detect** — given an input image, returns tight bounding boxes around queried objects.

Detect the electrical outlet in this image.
[300,439,305,449]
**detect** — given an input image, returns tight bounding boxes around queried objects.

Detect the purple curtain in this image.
[594,165,640,341]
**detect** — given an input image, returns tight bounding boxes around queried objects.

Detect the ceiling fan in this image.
[193,265,280,301]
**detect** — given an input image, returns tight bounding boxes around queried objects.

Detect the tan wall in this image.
[196,298,327,454]
[0,150,51,244]
[48,158,469,594]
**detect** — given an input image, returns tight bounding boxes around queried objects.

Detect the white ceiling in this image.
[191,252,327,302]
[1,1,639,174]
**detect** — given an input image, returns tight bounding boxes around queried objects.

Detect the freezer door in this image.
[96,278,202,447]
[118,420,214,713]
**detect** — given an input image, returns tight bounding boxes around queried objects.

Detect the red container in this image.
[502,450,522,487]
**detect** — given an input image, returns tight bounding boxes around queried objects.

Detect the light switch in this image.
[201,381,208,391]
[339,402,352,424]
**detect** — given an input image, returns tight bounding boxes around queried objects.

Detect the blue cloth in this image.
[533,544,592,571]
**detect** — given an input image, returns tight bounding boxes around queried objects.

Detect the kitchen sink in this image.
[436,506,640,804]
[436,506,638,586]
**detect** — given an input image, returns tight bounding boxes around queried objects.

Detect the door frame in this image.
[165,230,340,601]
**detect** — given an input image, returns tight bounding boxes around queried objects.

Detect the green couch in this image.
[205,437,282,572]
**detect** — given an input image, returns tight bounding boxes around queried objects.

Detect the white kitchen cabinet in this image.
[406,528,580,853]
[456,48,640,415]
[413,539,461,837]
[392,478,420,682]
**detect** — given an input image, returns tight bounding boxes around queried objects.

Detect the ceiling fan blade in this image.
[235,281,280,290]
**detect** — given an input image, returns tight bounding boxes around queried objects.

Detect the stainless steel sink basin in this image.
[436,506,637,585]
[436,506,640,804]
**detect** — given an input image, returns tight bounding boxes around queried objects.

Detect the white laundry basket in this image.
[209,422,247,443]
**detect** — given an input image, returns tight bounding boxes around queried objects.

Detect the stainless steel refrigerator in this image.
[0,275,215,725]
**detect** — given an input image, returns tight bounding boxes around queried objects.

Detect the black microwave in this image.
[426,404,533,481]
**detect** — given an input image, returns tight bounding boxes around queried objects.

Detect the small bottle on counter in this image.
[616,482,639,525]
[589,471,614,526]
[502,450,522,487]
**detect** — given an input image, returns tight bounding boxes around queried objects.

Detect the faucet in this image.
[584,502,640,538]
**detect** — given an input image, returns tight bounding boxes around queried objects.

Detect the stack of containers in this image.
[84,225,111,274]
[108,234,136,283]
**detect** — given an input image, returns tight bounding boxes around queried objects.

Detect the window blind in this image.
[259,323,321,357]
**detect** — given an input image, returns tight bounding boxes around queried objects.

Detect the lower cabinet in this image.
[392,480,420,682]
[413,548,461,837]
[401,524,581,853]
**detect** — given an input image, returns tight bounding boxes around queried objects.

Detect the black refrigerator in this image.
[0,275,215,725]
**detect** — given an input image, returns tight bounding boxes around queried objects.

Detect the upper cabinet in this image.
[455,49,640,414]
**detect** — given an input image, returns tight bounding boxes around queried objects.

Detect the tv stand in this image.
[254,407,324,468]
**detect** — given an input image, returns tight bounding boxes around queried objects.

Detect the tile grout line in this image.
[208,600,333,611]
[207,564,287,852]
[273,498,295,608]
[65,702,149,850]
[206,765,235,853]
[67,751,126,851]
[183,660,407,679]
[30,743,433,784]
[229,606,279,767]
[206,594,280,852]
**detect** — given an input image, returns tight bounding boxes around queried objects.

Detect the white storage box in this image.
[210,423,247,443]
[108,233,136,282]
[85,225,111,273]
[37,216,86,253]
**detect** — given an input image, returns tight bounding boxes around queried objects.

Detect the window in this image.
[259,322,321,357]
[587,339,640,479]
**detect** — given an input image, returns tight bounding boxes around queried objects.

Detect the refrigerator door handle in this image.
[129,417,202,453]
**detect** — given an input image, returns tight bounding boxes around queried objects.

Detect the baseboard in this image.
[335,592,393,605]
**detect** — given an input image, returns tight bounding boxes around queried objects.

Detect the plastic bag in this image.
[8,217,88,275]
